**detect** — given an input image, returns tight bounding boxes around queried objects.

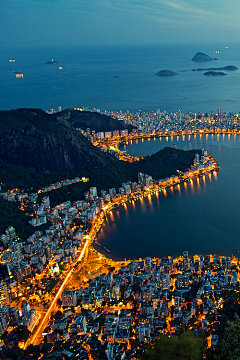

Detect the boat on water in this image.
[46,59,59,65]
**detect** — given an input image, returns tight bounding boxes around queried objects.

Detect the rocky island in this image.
[203,71,227,76]
[191,52,213,62]
[156,70,177,76]
[192,65,238,71]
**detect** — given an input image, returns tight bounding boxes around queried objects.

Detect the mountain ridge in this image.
[0,108,116,173]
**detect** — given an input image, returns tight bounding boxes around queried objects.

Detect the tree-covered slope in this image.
[66,109,134,132]
[0,108,118,173]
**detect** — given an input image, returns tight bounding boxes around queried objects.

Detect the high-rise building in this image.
[112,130,120,137]
[183,251,189,269]
[118,187,125,196]
[89,187,97,198]
[109,188,116,199]
[174,296,180,310]
[0,234,8,246]
[122,183,131,196]
[100,190,107,198]
[112,284,120,300]
[0,282,10,305]
[161,272,170,290]
[21,302,30,317]
[177,275,189,291]
[9,307,19,325]
[138,172,144,185]
[144,257,151,273]
[61,291,77,307]
[105,131,112,139]
[144,175,152,188]
[5,226,16,241]
[74,314,87,334]
[194,153,200,165]
[41,196,50,208]
[0,315,7,332]
[178,110,181,120]
[120,129,128,137]
[131,182,138,193]
[226,257,231,271]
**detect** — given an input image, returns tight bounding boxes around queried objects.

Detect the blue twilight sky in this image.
[1,0,240,47]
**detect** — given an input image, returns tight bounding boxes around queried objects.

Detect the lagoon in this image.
[95,134,240,260]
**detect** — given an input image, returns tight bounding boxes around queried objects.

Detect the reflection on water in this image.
[95,134,240,260]
[203,175,206,186]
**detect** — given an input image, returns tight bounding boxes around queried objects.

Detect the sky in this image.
[1,0,240,47]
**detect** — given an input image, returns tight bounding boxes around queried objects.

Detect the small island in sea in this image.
[192,65,238,72]
[156,70,177,76]
[203,71,227,76]
[46,59,59,65]
[191,52,213,62]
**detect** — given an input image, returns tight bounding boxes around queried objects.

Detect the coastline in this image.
[91,154,220,261]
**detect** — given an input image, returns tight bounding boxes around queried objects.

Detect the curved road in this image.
[25,154,219,348]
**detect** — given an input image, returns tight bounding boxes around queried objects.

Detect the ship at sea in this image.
[46,59,59,65]
[13,70,23,77]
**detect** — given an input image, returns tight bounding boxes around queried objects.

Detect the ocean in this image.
[1,43,240,114]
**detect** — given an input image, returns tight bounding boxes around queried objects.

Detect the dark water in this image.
[95,134,240,260]
[2,43,240,113]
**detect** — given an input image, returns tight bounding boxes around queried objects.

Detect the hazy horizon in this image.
[2,0,240,48]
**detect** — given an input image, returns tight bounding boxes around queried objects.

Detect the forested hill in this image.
[0,145,199,204]
[64,109,134,132]
[0,108,119,173]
